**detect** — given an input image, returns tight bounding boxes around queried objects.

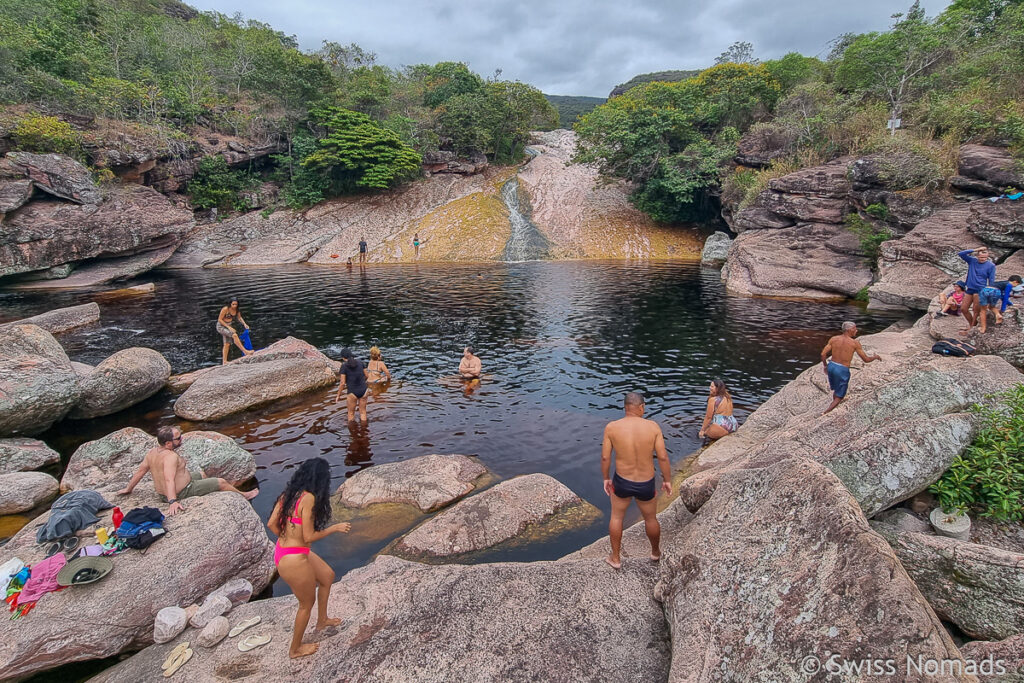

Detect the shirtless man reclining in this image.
[119,426,259,515]
[601,392,672,569]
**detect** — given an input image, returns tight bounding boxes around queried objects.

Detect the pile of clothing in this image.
[1,554,65,619]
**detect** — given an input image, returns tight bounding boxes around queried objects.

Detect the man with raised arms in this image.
[601,392,672,570]
[820,321,881,415]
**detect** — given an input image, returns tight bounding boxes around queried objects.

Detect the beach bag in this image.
[123,527,166,550]
[239,328,253,351]
[931,338,976,357]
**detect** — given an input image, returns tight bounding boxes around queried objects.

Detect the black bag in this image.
[122,527,166,550]
[931,338,976,357]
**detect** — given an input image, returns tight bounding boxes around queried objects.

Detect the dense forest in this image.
[575,0,1024,223]
[0,0,557,209]
[543,95,606,127]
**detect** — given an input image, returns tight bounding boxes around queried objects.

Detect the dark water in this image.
[0,262,902,594]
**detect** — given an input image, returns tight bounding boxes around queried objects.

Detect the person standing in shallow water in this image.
[458,346,482,379]
[334,348,369,422]
[412,232,420,259]
[358,236,368,263]
[698,379,737,441]
[267,457,350,659]
[601,392,672,570]
[216,298,254,365]
[820,321,881,415]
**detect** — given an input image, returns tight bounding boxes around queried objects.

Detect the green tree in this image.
[302,106,422,193]
[422,61,484,108]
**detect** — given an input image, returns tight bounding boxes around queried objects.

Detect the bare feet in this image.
[316,617,341,630]
[605,556,621,570]
[244,349,255,356]
[289,642,318,659]
[242,487,259,501]
[650,553,661,562]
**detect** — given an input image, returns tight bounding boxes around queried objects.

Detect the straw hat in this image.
[57,556,113,587]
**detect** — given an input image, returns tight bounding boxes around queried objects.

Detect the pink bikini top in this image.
[288,494,305,525]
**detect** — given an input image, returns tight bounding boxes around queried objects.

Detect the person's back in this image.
[827,334,860,367]
[605,415,661,481]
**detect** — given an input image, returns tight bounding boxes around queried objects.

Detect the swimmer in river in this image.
[820,321,881,415]
[216,298,254,365]
[458,346,482,380]
[601,392,672,570]
[334,348,369,423]
[366,346,391,384]
[698,379,737,441]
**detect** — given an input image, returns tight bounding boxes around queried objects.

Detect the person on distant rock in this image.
[413,232,421,259]
[118,426,258,516]
[698,379,738,441]
[935,281,966,317]
[358,237,368,263]
[366,346,391,384]
[602,392,672,570]
[458,346,482,380]
[991,275,1022,324]
[267,457,350,659]
[216,298,254,365]
[334,348,369,422]
[346,257,353,270]
[958,246,997,335]
[820,321,881,415]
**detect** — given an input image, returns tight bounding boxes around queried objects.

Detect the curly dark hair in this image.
[277,457,333,532]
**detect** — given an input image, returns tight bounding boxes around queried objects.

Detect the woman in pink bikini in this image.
[267,457,350,658]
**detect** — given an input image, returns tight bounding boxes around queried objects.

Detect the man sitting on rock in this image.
[601,392,672,570]
[820,322,881,415]
[118,426,258,515]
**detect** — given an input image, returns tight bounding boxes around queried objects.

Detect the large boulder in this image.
[336,454,489,513]
[656,457,970,682]
[0,437,59,474]
[952,144,1024,196]
[389,474,599,560]
[767,158,853,197]
[722,223,873,300]
[173,337,339,421]
[968,197,1024,249]
[68,347,171,419]
[729,205,794,232]
[0,324,81,437]
[756,191,848,223]
[0,471,58,514]
[695,322,1023,516]
[960,636,1024,682]
[91,554,671,683]
[61,427,255,494]
[699,231,732,267]
[873,524,1024,641]
[1,302,100,334]
[0,178,33,214]
[1,152,101,204]
[0,184,192,280]
[0,492,274,680]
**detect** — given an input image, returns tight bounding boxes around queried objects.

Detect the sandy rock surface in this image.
[336,454,489,512]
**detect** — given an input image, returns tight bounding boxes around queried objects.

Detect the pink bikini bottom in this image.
[274,541,310,566]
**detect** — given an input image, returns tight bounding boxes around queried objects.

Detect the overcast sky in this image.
[187,0,953,97]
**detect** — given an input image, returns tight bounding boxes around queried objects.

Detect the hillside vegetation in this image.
[608,70,701,98]
[575,0,1024,223]
[544,95,606,128]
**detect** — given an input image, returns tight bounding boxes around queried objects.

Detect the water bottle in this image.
[112,507,123,530]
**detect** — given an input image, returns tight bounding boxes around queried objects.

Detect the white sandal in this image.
[229,616,262,638]
[238,634,272,652]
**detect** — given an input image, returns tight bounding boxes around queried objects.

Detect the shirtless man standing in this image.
[601,392,672,570]
[820,321,882,415]
[118,426,259,515]
[458,346,482,379]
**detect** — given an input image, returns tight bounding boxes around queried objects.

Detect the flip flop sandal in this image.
[162,647,192,677]
[161,642,189,671]
[237,634,272,652]
[228,616,262,638]
[63,536,80,553]
[45,542,62,558]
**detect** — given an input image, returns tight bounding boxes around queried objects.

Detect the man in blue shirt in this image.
[959,246,997,334]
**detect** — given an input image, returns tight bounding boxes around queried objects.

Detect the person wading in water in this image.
[216,298,254,365]
[601,392,672,570]
[820,321,882,415]
[334,348,369,423]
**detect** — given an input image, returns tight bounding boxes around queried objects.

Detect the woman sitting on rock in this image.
[698,379,738,441]
[216,298,254,365]
[366,346,391,384]
[936,281,966,317]
[267,457,351,658]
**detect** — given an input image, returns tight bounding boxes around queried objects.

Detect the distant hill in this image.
[608,70,702,98]
[544,95,607,128]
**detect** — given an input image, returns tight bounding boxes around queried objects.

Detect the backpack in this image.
[931,338,976,357]
[122,527,166,550]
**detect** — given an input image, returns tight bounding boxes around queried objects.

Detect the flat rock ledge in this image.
[90,555,670,683]
[0,437,60,474]
[336,454,490,513]
[61,426,256,494]
[389,473,599,560]
[173,337,339,421]
[657,457,971,682]
[0,492,274,681]
[1,302,100,334]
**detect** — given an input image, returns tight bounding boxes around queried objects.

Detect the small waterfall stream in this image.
[500,152,550,262]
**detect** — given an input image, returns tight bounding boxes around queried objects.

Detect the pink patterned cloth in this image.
[20,554,66,603]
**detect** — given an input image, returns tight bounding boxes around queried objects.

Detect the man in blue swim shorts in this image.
[601,392,672,570]
[820,322,882,415]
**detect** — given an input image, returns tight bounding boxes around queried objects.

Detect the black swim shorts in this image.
[612,473,656,501]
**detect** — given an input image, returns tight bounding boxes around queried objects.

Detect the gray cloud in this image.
[187,0,952,96]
